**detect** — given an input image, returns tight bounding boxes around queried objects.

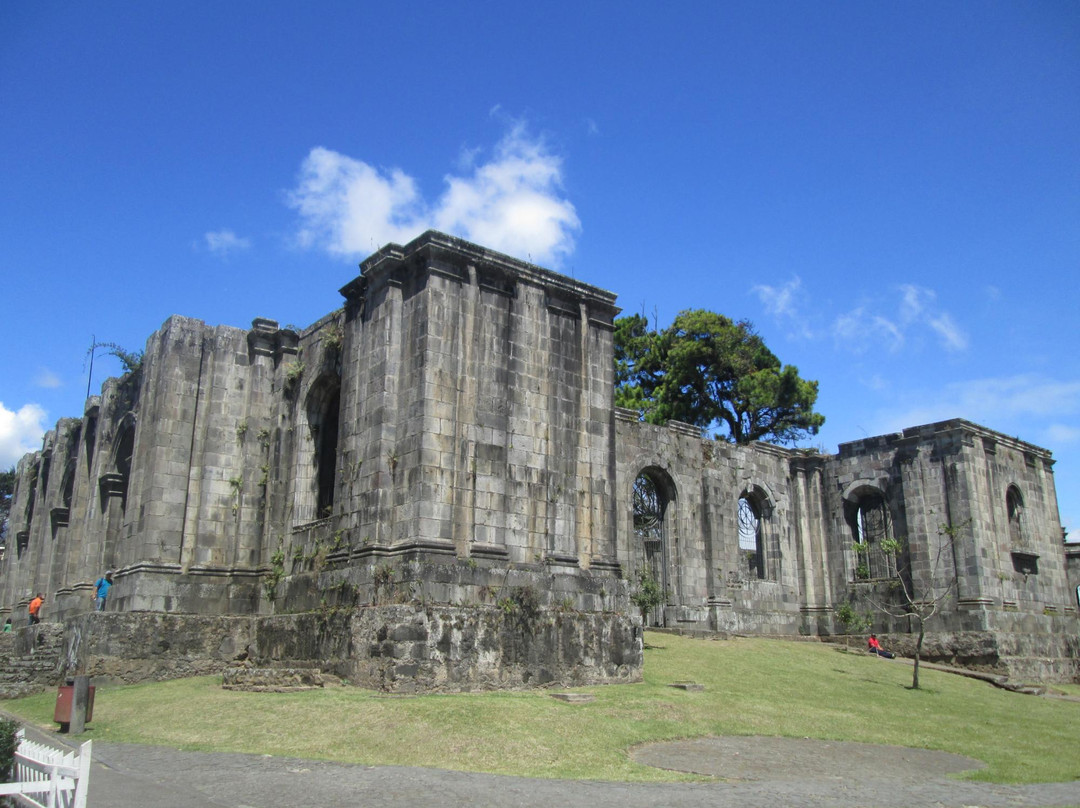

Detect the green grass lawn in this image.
[4,633,1077,783]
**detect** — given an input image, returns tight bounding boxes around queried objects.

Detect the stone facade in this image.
[616,413,1078,679]
[1,230,1076,688]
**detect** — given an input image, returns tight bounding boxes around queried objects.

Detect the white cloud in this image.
[832,284,967,354]
[287,123,580,267]
[1044,423,1080,444]
[289,150,423,255]
[874,374,1080,438]
[752,277,801,319]
[897,283,932,324]
[0,402,47,467]
[926,312,968,351]
[861,374,890,393]
[204,230,252,257]
[751,276,814,339]
[33,368,61,389]
[832,307,904,353]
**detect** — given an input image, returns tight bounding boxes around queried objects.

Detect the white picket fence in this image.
[0,730,91,808]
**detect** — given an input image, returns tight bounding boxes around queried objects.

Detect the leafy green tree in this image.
[614,309,824,445]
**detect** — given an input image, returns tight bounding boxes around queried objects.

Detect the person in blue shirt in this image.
[95,571,113,611]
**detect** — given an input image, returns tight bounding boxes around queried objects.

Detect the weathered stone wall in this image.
[614,411,810,635]
[0,624,66,698]
[614,412,1078,678]
[332,234,620,569]
[1067,545,1080,605]
[55,608,640,694]
[878,610,1080,682]
[61,613,256,685]
[254,605,640,693]
[0,230,1075,687]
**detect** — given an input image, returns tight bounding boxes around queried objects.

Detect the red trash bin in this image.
[54,682,95,727]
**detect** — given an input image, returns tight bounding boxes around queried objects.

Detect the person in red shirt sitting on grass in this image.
[867,633,894,659]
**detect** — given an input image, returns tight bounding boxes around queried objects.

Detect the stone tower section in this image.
[99,315,297,613]
[337,231,621,569]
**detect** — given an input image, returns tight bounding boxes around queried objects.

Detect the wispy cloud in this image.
[1044,423,1080,445]
[203,230,252,257]
[752,277,801,318]
[287,122,580,267]
[751,276,814,339]
[0,402,47,467]
[873,374,1080,441]
[832,307,904,353]
[33,368,61,389]
[832,284,967,354]
[926,312,967,351]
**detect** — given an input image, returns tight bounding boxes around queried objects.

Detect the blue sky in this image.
[2,2,1078,537]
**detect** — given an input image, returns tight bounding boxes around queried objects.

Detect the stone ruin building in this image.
[1,230,1077,694]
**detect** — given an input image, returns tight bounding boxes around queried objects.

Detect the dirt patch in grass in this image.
[632,736,986,781]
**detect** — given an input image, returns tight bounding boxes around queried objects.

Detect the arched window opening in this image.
[114,423,135,514]
[633,469,673,627]
[1006,486,1024,547]
[61,460,76,510]
[306,377,342,520]
[316,388,340,517]
[52,459,77,538]
[25,462,39,531]
[84,416,97,474]
[738,495,765,579]
[848,491,895,581]
[39,456,52,497]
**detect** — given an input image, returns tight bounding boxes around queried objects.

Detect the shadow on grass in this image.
[831,645,870,656]
[643,642,667,650]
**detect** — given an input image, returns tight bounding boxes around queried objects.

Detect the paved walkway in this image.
[10,719,1080,808]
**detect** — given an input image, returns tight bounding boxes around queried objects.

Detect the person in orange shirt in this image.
[28,593,44,625]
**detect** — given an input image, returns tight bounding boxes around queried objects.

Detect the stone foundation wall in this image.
[878,615,1080,683]
[61,613,256,685]
[255,604,641,693]
[0,624,66,698]
[56,606,641,694]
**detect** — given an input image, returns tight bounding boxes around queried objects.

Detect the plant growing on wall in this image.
[85,339,144,378]
[323,321,344,353]
[372,563,394,604]
[283,361,304,395]
[498,585,542,630]
[263,545,286,601]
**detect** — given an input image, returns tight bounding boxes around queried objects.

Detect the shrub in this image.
[630,567,665,622]
[0,717,19,784]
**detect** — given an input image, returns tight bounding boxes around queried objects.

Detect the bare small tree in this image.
[862,520,968,689]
